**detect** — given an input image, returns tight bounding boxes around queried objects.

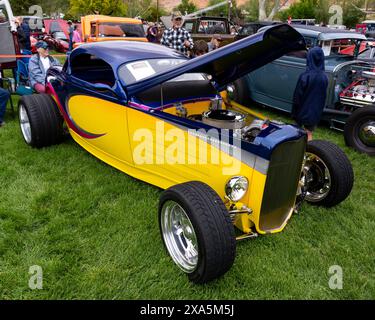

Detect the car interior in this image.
[70,53,116,87]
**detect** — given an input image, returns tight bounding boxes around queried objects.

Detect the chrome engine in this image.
[341,71,375,106]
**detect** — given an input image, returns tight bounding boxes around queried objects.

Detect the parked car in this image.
[290,19,316,26]
[43,19,70,52]
[77,15,147,46]
[236,21,280,40]
[42,32,69,52]
[233,25,375,155]
[182,16,237,47]
[18,25,354,283]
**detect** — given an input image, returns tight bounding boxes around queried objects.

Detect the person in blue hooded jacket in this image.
[292,46,328,141]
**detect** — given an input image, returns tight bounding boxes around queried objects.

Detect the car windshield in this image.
[95,22,145,38]
[320,39,362,57]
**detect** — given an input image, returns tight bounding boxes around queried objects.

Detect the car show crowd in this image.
[0,10,327,139]
[1,10,227,126]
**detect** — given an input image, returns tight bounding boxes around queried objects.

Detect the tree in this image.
[278,0,317,21]
[9,0,38,16]
[142,5,168,21]
[259,0,290,21]
[342,0,366,28]
[241,0,259,22]
[314,0,330,25]
[124,0,152,18]
[9,0,70,18]
[68,0,127,17]
[276,0,366,27]
[176,0,198,15]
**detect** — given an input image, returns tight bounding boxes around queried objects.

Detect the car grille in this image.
[259,137,306,232]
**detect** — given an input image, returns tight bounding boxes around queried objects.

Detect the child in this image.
[192,40,208,58]
[292,46,328,141]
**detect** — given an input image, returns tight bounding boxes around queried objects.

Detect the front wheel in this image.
[159,181,236,284]
[344,106,375,155]
[303,140,354,207]
[229,77,250,106]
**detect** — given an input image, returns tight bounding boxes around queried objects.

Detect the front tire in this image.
[303,140,354,207]
[344,106,375,155]
[231,77,250,106]
[159,181,236,284]
[18,94,64,148]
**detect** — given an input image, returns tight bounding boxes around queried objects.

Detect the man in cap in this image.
[29,41,61,93]
[161,11,193,56]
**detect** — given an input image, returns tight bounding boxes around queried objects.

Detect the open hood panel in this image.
[126,24,306,97]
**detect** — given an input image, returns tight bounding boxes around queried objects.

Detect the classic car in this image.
[233,25,375,155]
[18,24,354,283]
[235,21,280,40]
[182,16,237,47]
[44,19,70,53]
[76,15,147,46]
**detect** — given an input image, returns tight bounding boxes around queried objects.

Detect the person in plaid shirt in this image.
[161,11,194,56]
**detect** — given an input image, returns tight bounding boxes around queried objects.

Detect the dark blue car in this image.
[234,25,375,155]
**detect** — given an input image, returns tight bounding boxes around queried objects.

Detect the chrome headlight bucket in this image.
[225,176,249,202]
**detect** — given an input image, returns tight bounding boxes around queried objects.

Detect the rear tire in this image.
[159,181,236,284]
[18,94,64,148]
[304,140,354,207]
[344,106,375,155]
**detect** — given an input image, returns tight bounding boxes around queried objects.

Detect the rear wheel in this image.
[18,94,64,148]
[344,106,375,155]
[159,181,236,284]
[303,140,354,207]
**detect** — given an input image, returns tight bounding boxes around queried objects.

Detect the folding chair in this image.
[2,50,33,116]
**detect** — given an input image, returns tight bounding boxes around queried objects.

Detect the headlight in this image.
[225,176,248,202]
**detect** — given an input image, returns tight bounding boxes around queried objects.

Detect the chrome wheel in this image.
[358,120,375,147]
[161,200,199,273]
[19,104,32,144]
[303,153,332,202]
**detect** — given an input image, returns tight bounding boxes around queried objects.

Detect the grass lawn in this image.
[0,73,374,299]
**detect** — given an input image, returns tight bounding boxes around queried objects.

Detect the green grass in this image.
[0,93,374,300]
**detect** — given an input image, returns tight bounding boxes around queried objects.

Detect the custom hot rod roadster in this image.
[18,24,354,283]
